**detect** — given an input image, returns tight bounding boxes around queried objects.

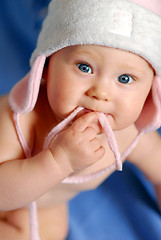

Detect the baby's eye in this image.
[77,63,92,74]
[118,74,134,84]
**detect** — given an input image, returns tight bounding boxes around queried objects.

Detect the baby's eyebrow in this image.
[69,47,99,59]
[120,63,146,75]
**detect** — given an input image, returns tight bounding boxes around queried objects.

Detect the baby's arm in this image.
[0,102,104,210]
[128,131,161,209]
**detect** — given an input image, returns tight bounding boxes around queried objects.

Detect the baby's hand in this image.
[50,112,105,173]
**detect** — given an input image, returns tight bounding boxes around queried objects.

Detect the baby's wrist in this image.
[46,148,74,180]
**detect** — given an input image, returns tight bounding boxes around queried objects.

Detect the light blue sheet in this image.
[0,1,161,239]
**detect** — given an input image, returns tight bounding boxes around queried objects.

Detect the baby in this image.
[0,0,161,239]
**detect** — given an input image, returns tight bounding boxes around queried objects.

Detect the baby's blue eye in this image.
[118,74,134,84]
[77,63,92,74]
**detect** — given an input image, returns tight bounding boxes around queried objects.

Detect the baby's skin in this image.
[0,45,161,240]
[0,94,140,240]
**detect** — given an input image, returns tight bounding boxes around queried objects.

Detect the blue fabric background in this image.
[0,1,161,239]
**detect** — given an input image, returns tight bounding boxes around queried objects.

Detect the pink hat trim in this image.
[9,55,46,114]
[131,0,161,16]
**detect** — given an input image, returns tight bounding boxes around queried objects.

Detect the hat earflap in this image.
[9,55,46,114]
[135,76,161,133]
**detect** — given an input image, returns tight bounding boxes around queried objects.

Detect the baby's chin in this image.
[111,122,136,132]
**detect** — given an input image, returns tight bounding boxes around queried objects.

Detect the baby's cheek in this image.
[113,109,138,130]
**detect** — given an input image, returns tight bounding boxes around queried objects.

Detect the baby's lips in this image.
[71,107,91,122]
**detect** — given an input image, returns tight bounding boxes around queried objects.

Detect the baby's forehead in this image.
[55,44,144,59]
[57,45,95,55]
[54,44,153,70]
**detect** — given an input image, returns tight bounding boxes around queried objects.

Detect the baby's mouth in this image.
[83,107,112,119]
[69,107,91,124]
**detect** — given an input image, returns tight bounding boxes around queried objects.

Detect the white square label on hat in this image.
[110,10,133,37]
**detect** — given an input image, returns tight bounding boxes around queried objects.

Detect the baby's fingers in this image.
[94,146,105,160]
[90,137,102,151]
[90,138,105,158]
[72,112,100,133]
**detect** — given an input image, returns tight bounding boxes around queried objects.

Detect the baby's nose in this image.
[86,84,109,101]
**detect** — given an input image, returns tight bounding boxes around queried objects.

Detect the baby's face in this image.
[46,45,154,130]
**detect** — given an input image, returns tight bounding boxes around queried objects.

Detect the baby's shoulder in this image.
[0,95,15,127]
[0,95,28,161]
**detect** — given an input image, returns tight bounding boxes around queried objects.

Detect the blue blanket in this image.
[67,163,161,240]
[0,1,161,239]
